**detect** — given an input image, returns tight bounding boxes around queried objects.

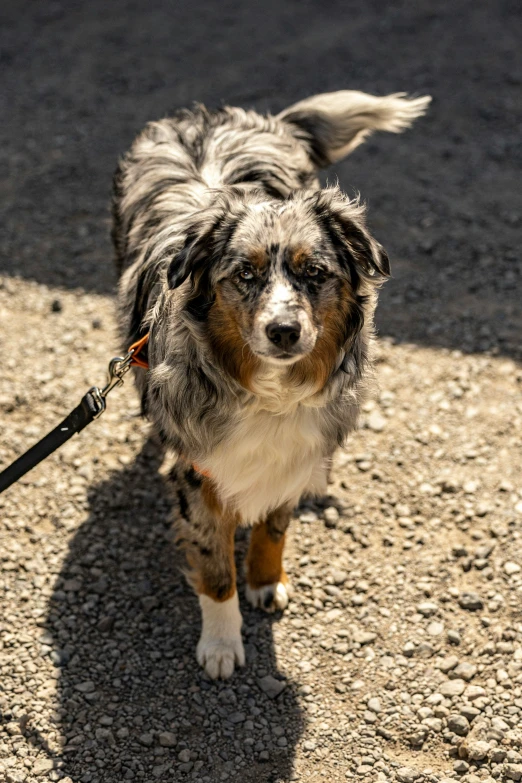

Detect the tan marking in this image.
[248,247,268,269]
[288,279,353,392]
[246,522,288,590]
[183,478,240,603]
[291,246,311,267]
[208,288,260,391]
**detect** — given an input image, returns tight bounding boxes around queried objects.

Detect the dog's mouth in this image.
[251,348,307,366]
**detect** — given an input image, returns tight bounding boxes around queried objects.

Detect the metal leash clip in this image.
[88,351,135,419]
[87,333,150,419]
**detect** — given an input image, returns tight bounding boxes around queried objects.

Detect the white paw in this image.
[196,636,245,680]
[196,592,245,679]
[246,581,289,613]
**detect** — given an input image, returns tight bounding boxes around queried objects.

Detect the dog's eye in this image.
[305,264,321,277]
[238,269,254,281]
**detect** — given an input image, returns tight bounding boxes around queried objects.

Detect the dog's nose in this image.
[266,322,301,352]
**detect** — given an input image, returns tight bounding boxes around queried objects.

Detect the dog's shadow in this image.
[44,438,305,783]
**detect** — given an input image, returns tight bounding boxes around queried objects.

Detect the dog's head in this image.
[167,186,389,391]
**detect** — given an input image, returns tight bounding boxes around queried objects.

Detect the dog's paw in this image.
[196,635,245,680]
[197,592,244,679]
[246,581,290,613]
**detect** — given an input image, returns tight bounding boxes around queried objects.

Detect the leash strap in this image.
[0,334,150,494]
[0,392,100,493]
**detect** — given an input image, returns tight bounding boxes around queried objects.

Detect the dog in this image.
[112,89,430,679]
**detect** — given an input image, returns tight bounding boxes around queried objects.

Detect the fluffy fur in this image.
[113,89,430,678]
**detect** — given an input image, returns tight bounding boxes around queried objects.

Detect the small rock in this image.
[438,655,459,673]
[178,749,191,763]
[51,299,62,313]
[423,717,443,732]
[75,680,95,693]
[32,760,55,776]
[353,630,377,645]
[367,411,387,432]
[504,765,522,782]
[463,685,486,700]
[504,562,521,575]
[368,697,382,713]
[453,760,469,774]
[458,593,483,611]
[330,569,348,585]
[258,675,286,699]
[448,630,462,645]
[158,731,177,747]
[453,662,477,681]
[139,733,154,747]
[465,740,491,761]
[459,705,480,722]
[448,714,470,736]
[417,601,438,617]
[427,621,444,636]
[323,507,339,528]
[299,511,318,524]
[397,767,420,783]
[440,679,466,697]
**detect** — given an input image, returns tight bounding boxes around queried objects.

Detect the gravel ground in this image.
[1,1,522,782]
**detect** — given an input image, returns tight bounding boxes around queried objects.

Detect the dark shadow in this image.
[42,439,304,783]
[1,0,521,362]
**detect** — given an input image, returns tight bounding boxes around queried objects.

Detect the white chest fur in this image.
[202,394,328,524]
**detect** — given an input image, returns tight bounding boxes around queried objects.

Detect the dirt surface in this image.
[1,2,522,782]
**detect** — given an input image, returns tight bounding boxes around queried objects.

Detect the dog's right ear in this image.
[167,225,215,290]
[167,204,237,290]
[278,90,431,166]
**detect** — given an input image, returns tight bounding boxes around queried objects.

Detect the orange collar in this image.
[128,332,149,369]
[128,333,212,479]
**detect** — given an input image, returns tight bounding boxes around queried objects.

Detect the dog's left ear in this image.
[278,90,431,166]
[314,187,390,281]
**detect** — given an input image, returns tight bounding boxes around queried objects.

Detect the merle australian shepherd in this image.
[112,89,430,679]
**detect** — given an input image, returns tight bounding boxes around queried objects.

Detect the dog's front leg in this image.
[177,474,244,679]
[245,505,291,613]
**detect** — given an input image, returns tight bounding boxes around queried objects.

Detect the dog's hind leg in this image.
[175,469,245,679]
[245,505,292,613]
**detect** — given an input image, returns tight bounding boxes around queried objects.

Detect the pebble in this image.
[453,662,477,681]
[417,601,438,617]
[448,630,462,645]
[257,675,286,699]
[504,562,521,575]
[458,593,484,611]
[323,507,339,527]
[504,764,522,781]
[438,655,459,673]
[158,732,177,748]
[448,714,470,736]
[464,685,486,700]
[466,740,491,761]
[396,767,420,783]
[367,411,387,432]
[353,630,377,645]
[330,568,348,585]
[32,760,55,776]
[440,679,466,697]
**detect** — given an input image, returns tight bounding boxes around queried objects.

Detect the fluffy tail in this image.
[278,90,431,166]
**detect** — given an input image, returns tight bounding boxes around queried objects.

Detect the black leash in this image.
[0,335,149,494]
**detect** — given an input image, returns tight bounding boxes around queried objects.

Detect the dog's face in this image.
[168,187,389,390]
